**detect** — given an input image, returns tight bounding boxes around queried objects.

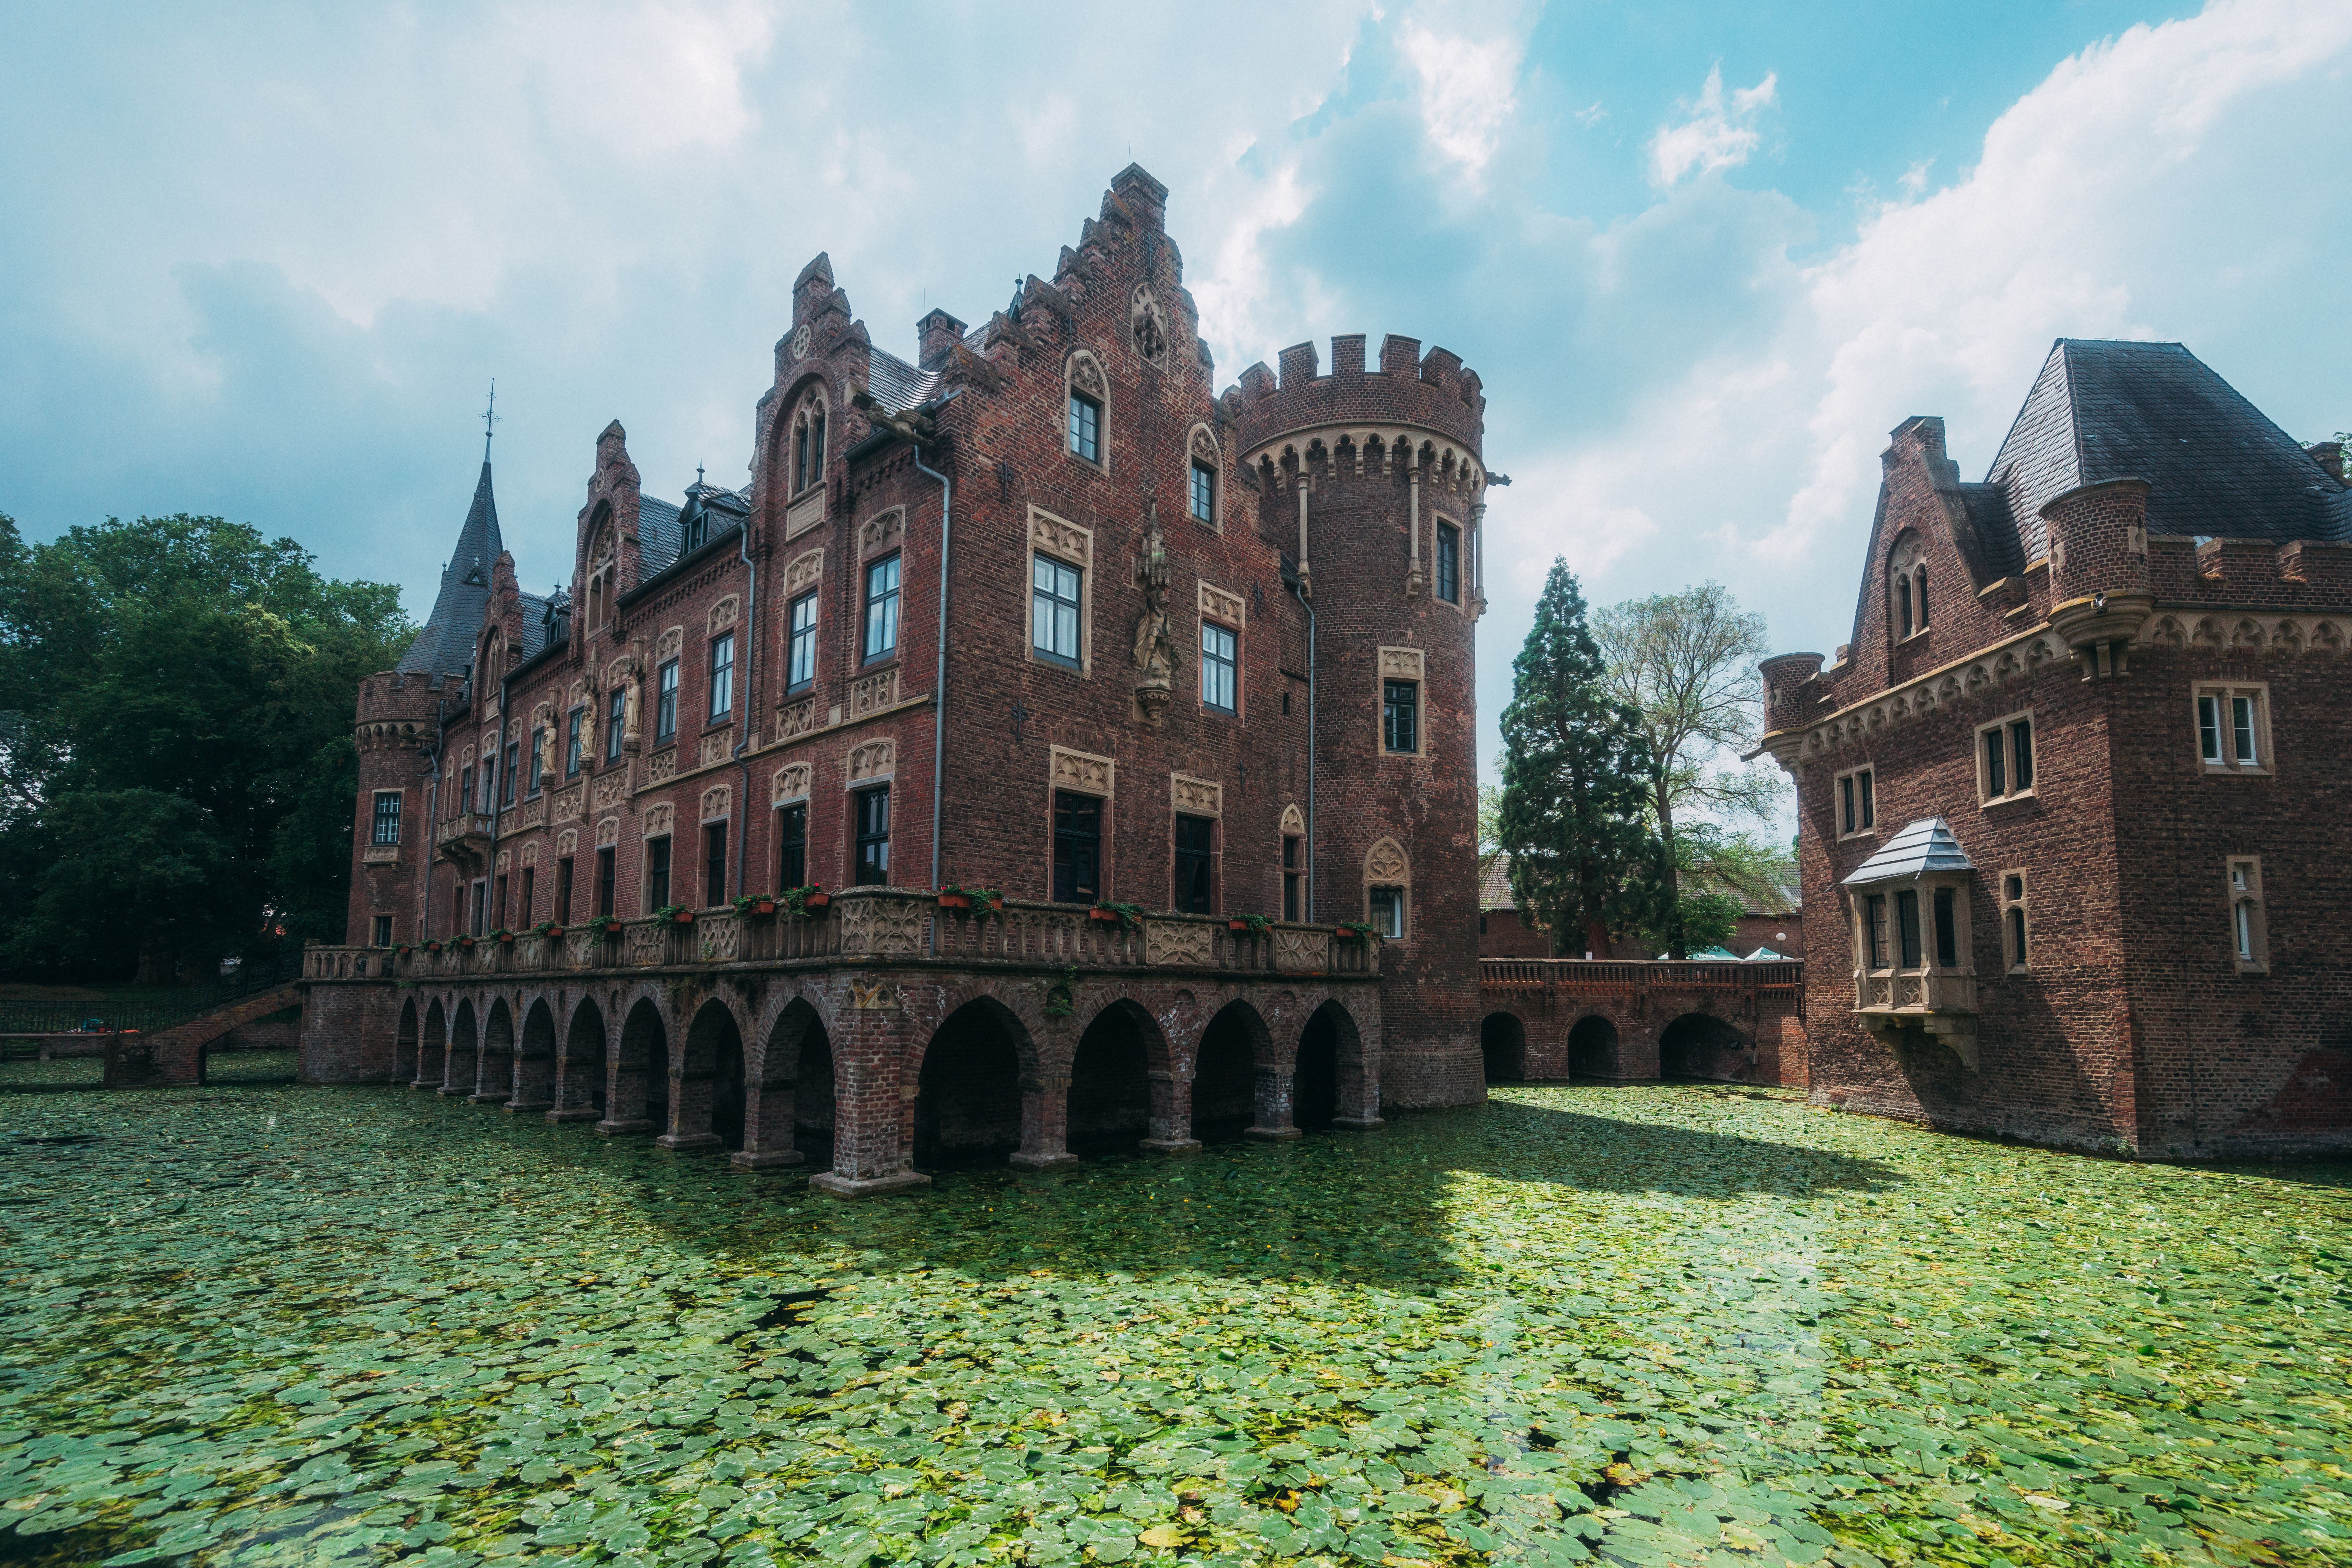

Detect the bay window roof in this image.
[1841,817,1973,886]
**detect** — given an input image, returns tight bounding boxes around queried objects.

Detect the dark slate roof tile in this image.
[866,346,943,415]
[397,460,503,676]
[637,495,683,577]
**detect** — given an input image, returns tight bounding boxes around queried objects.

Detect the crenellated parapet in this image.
[1226,334,1486,496]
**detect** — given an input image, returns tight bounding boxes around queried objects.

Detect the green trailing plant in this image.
[776,884,826,919]
[1042,966,1078,1019]
[1091,900,1145,931]
[487,928,515,944]
[583,914,620,936]
[731,892,775,916]
[529,919,559,937]
[940,885,1005,912]
[653,903,690,924]
[1336,921,1379,943]
[1233,912,1272,937]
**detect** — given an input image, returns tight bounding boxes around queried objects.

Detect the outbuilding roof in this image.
[1841,817,1974,885]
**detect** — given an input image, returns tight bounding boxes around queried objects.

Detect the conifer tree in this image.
[1498,560,1656,957]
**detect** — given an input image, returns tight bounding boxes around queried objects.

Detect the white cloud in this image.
[1648,65,1777,188]
[1396,18,1525,180]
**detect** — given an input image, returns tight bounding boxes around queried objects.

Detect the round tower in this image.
[1230,332,1490,1109]
[348,671,445,948]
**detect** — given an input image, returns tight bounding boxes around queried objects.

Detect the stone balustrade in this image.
[1480,957,1803,994]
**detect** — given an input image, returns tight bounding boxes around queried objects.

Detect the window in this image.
[1835,765,1876,838]
[863,555,901,663]
[2195,684,2269,773]
[1895,889,1922,968]
[371,791,402,845]
[478,759,495,813]
[1068,389,1102,464]
[1053,791,1101,903]
[2228,857,2267,973]
[853,786,891,886]
[777,803,808,889]
[1383,679,1420,754]
[1282,834,1303,922]
[1933,886,1957,968]
[787,592,818,691]
[372,915,393,947]
[453,883,464,933]
[709,632,735,720]
[1979,713,2034,802]
[1174,814,1215,913]
[1863,892,1888,969]
[1190,460,1215,524]
[1201,620,1237,713]
[2000,871,2028,972]
[566,708,584,777]
[1370,884,1406,939]
[519,866,535,923]
[458,767,473,816]
[704,821,728,908]
[595,847,615,917]
[1890,535,1928,640]
[1032,555,1082,667]
[644,835,672,912]
[471,880,487,937]
[792,400,827,495]
[656,660,679,743]
[526,730,543,797]
[556,856,575,924]
[1436,521,1460,605]
[606,688,625,763]
[502,741,518,807]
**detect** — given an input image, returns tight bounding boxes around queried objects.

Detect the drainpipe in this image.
[489,661,513,928]
[422,693,447,939]
[914,445,952,929]
[734,515,758,899]
[1291,578,1316,924]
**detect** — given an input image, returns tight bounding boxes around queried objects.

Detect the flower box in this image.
[1088,907,1121,923]
[803,891,830,910]
[672,911,694,926]
[938,894,971,910]
[751,900,774,917]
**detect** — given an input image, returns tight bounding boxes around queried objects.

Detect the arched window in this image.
[790,391,828,497]
[1365,837,1410,939]
[1066,352,1108,471]
[1890,533,1928,640]
[583,515,616,635]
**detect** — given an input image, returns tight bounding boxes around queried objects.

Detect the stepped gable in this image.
[397,458,503,676]
[1986,339,2349,562]
[1226,333,1485,456]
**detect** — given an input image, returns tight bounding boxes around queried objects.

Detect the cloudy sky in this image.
[5,0,2348,783]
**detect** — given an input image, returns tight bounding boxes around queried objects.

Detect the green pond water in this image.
[1,1082,2345,1568]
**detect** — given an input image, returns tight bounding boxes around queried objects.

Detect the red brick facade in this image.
[1761,345,2352,1156]
[340,165,1489,1115]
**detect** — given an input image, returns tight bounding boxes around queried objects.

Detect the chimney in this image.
[917,309,968,371]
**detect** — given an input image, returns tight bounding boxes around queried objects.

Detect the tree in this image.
[1593,581,1781,956]
[1497,561,1657,958]
[0,514,409,981]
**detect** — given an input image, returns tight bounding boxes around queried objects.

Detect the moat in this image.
[0,1080,2344,1568]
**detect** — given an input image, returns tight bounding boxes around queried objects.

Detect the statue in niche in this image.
[1131,502,1178,726]
[576,699,596,766]
[537,722,558,788]
[620,656,644,754]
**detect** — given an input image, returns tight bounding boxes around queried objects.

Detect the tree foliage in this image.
[1497,561,1655,957]
[0,513,409,981]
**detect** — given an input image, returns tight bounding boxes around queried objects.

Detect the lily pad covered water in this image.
[1,1084,2345,1568]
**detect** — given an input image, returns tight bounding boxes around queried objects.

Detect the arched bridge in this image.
[1478,959,1807,1086]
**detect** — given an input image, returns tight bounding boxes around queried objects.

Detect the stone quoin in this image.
[307,165,1496,1190]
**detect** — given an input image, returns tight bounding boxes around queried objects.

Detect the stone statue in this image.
[621,659,643,753]
[537,722,558,786]
[577,700,596,764]
[1131,503,1177,726]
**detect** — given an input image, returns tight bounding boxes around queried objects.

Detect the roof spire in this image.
[482,378,500,462]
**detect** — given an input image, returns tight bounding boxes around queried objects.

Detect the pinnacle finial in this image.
[482,379,500,461]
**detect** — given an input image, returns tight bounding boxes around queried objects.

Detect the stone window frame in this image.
[1050,745,1117,903]
[1976,708,2036,807]
[1026,508,1094,676]
[788,383,830,501]
[1889,530,1930,644]
[1365,836,1410,940]
[2227,856,2268,974]
[782,549,824,695]
[1198,579,1244,717]
[640,803,676,915]
[1834,763,1876,840]
[1999,870,2030,973]
[1280,802,1307,922]
[698,786,733,910]
[370,789,403,846]
[1064,350,1110,474]
[583,508,618,636]
[2193,681,2272,776]
[1170,773,1222,916]
[1186,423,1223,532]
[1377,646,1427,760]
[1849,872,1974,981]
[1433,514,1465,613]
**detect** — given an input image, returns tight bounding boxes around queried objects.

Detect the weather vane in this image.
[482,379,500,460]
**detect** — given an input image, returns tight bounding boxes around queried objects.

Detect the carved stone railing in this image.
[305,892,1380,984]
[1852,967,1978,1068]
[1481,958,1804,993]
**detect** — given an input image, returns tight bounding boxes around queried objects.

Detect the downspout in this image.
[914,446,952,932]
[734,516,757,899]
[422,693,446,939]
[490,664,512,927]
[1290,578,1316,925]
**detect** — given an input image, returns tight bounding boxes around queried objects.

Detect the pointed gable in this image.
[397,459,504,676]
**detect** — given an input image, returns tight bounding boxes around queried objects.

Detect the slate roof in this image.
[1842,818,1974,885]
[1984,340,2349,561]
[1480,855,1516,909]
[397,460,503,676]
[866,346,944,415]
[635,482,750,583]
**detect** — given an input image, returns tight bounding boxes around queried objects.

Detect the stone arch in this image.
[914,996,1034,1169]
[418,997,448,1089]
[393,999,418,1085]
[785,379,830,498]
[666,996,745,1152]
[1296,997,1372,1132]
[1480,1011,1526,1083]
[555,996,608,1121]
[445,998,480,1097]
[476,998,516,1104]
[1888,528,1929,639]
[1192,999,1272,1142]
[1067,997,1164,1155]
[744,994,834,1171]
[605,995,667,1135]
[514,997,557,1112]
[1568,1012,1620,1078]
[1364,837,1411,938]
[1659,1012,1749,1081]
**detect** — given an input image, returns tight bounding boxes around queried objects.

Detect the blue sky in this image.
[4,0,2347,791]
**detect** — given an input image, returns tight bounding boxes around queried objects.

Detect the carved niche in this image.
[783,549,824,596]
[1131,285,1167,365]
[847,738,895,782]
[701,785,731,821]
[1171,773,1221,817]
[858,508,904,556]
[642,803,674,839]
[773,762,811,804]
[1051,745,1114,798]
